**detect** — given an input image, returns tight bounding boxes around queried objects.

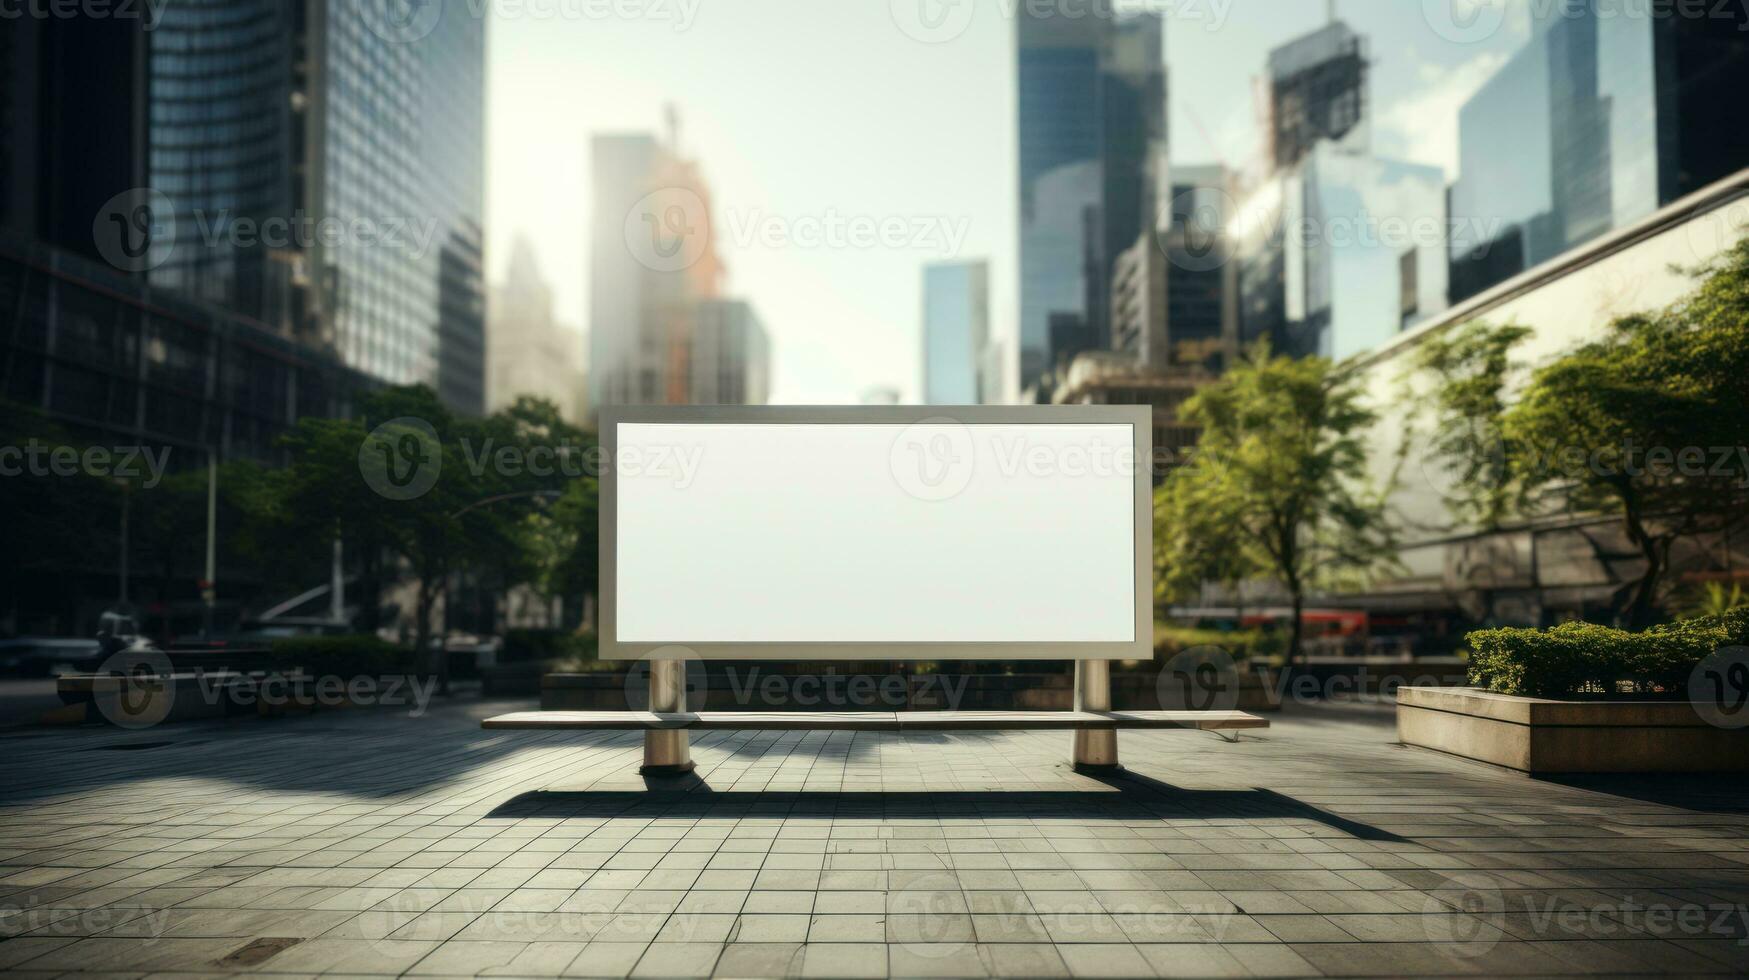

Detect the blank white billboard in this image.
[612,421,1138,647]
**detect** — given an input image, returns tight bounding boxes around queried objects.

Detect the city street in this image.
[3,700,1747,977]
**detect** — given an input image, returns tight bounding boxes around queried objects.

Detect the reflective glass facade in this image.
[1449,1,1749,303]
[142,0,486,412]
[1237,146,1447,362]
[148,0,297,329]
[322,0,486,413]
[1,234,370,462]
[1016,7,1165,393]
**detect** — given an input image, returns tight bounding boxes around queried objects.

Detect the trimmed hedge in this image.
[264,635,423,677]
[1467,609,1749,697]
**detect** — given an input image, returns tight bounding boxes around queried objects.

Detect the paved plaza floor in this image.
[3,697,1749,977]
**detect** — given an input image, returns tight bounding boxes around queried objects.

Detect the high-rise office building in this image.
[922,260,989,406]
[689,300,770,406]
[146,0,298,331]
[1,16,147,265]
[1159,166,1239,372]
[323,6,486,415]
[1448,1,1749,302]
[1236,19,1448,361]
[1109,235,1167,370]
[1016,4,1166,393]
[1110,165,1239,375]
[1265,21,1368,174]
[489,236,582,419]
[588,120,726,417]
[1239,144,1448,361]
[2,2,488,416]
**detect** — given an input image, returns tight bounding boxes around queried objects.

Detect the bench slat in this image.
[481,710,1268,732]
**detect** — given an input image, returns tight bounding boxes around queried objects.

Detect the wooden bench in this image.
[483,661,1268,774]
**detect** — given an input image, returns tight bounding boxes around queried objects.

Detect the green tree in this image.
[1176,344,1397,665]
[1503,241,1749,628]
[1153,461,1265,615]
[1410,320,1533,530]
[277,389,602,676]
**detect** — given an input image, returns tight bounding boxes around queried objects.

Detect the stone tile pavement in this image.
[3,698,1749,977]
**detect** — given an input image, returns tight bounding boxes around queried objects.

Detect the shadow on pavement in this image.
[1536,772,1749,814]
[488,770,1409,843]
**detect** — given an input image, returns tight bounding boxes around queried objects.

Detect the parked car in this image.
[0,637,103,677]
[168,617,351,653]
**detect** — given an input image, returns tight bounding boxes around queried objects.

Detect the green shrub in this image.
[265,635,422,677]
[1154,625,1286,664]
[1467,608,1749,697]
[502,629,598,664]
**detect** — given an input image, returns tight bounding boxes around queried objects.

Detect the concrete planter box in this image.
[1397,686,1749,773]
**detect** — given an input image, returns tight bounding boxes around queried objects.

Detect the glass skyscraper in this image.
[138,0,488,412]
[1016,4,1166,395]
[922,260,988,406]
[1235,20,1448,362]
[1449,0,1749,303]
[148,0,297,330]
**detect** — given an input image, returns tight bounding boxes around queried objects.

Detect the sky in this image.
[484,0,1536,403]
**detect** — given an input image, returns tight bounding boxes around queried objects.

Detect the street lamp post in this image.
[201,450,217,637]
[116,477,130,607]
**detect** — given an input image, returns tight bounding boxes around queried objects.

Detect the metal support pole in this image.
[1072,659,1120,772]
[331,537,345,624]
[641,659,694,775]
[118,480,130,606]
[202,452,217,637]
